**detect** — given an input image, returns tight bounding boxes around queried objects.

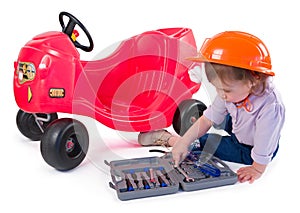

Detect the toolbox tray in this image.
[107,151,237,201]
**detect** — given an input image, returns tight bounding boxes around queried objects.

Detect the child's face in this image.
[211,78,252,103]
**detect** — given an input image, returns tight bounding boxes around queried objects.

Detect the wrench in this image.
[175,166,195,182]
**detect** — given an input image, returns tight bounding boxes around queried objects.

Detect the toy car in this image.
[14,11,207,171]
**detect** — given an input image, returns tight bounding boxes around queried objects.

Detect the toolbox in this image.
[107,151,238,201]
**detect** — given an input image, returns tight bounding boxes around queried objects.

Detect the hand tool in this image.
[130,170,142,189]
[125,175,134,191]
[159,167,173,185]
[155,170,168,187]
[197,163,221,177]
[187,151,221,177]
[141,174,151,189]
[145,168,157,187]
[175,166,195,182]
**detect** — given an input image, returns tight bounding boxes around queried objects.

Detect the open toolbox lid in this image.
[106,151,238,201]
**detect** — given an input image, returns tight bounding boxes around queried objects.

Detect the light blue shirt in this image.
[203,80,285,164]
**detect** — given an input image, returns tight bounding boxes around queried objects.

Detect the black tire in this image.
[172,99,207,136]
[16,109,58,141]
[40,118,89,171]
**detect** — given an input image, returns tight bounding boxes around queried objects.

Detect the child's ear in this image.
[251,71,261,80]
[248,80,255,89]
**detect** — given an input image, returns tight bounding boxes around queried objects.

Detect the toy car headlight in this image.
[16,62,36,84]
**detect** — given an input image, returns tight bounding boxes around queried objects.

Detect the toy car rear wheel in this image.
[16,109,58,141]
[172,99,207,136]
[40,118,89,171]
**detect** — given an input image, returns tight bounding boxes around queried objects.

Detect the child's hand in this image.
[171,139,189,167]
[237,162,266,183]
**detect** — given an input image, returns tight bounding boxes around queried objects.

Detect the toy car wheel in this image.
[40,118,89,171]
[16,109,58,141]
[172,99,207,136]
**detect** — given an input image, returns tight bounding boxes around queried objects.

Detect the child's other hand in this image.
[237,163,266,183]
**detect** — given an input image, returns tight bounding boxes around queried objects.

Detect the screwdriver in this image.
[144,168,157,187]
[141,174,151,189]
[130,170,142,189]
[156,171,168,187]
[197,163,221,177]
[125,175,134,191]
[157,175,168,187]
[159,167,173,185]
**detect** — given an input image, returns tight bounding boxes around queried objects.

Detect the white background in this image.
[1,0,298,212]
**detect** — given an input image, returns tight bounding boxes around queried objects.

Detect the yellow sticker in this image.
[28,86,32,102]
[49,88,65,98]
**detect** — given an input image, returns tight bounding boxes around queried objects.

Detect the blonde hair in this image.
[204,63,269,95]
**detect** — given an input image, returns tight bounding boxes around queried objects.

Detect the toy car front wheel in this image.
[16,109,58,141]
[40,118,89,171]
[172,99,207,136]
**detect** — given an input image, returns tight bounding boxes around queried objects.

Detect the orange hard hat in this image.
[187,31,275,76]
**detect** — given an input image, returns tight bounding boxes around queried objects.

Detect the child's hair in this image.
[204,62,269,95]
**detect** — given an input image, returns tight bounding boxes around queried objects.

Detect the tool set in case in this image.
[107,151,238,201]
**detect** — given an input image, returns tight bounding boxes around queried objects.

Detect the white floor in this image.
[2,120,295,213]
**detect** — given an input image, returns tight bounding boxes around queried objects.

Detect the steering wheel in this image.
[59,11,94,52]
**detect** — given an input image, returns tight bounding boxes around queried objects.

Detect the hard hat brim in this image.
[186,56,275,76]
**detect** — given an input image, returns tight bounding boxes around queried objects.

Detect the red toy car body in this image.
[14,12,206,171]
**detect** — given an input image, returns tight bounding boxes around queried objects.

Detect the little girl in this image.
[138,31,285,183]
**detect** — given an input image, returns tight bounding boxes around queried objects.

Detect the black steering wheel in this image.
[59,11,94,52]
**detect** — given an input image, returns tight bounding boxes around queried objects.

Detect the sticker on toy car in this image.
[49,88,65,98]
[16,62,36,84]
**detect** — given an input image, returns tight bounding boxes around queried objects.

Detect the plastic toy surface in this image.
[14,12,207,171]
